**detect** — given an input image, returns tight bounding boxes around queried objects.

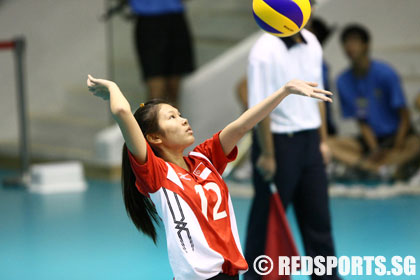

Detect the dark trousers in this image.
[244,129,340,280]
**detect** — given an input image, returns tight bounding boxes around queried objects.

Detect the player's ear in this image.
[146,133,163,145]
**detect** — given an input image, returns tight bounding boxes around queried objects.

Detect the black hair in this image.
[340,24,370,44]
[121,99,170,243]
[309,17,333,46]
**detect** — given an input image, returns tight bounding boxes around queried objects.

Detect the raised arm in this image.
[87,75,148,164]
[219,79,333,155]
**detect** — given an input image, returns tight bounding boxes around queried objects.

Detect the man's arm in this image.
[358,121,378,152]
[318,102,328,142]
[393,108,410,150]
[255,116,276,181]
[318,102,331,163]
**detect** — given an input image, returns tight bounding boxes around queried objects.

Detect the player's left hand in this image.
[284,80,333,103]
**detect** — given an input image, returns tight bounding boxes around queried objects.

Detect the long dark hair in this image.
[121,99,169,243]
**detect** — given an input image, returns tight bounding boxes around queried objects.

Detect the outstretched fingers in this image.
[87,74,105,87]
[87,74,96,82]
[87,75,98,87]
[313,88,333,96]
[87,75,108,100]
[87,79,96,95]
[287,80,333,102]
[303,80,333,96]
[311,92,333,102]
[306,82,333,102]
[305,81,318,87]
[87,79,95,89]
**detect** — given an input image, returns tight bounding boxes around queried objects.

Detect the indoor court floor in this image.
[1,169,419,280]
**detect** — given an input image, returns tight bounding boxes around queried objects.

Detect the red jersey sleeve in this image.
[127,143,168,195]
[193,131,238,175]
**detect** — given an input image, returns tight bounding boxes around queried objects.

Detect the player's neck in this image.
[352,56,370,76]
[161,149,189,172]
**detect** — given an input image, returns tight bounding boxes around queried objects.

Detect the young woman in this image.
[87,75,332,280]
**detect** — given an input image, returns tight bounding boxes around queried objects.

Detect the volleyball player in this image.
[87,74,332,280]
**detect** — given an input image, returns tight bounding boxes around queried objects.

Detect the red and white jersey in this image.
[128,132,248,280]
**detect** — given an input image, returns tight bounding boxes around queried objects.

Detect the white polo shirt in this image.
[247,29,324,134]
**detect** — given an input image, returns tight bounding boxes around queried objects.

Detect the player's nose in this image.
[181,117,188,125]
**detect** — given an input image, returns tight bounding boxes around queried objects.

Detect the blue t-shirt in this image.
[129,0,184,15]
[336,60,406,137]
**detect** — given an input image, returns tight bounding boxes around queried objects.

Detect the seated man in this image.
[329,24,420,178]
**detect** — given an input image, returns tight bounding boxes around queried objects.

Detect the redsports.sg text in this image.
[253,255,416,276]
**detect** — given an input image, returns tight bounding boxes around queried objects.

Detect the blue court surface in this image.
[1,168,419,280]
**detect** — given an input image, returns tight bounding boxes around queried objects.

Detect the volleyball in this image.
[252,0,312,37]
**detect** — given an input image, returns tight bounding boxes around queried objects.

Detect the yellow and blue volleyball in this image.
[253,0,312,37]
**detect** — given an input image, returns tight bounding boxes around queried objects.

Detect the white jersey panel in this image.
[227,194,248,275]
[150,175,225,280]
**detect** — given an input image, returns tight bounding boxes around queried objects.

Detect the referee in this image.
[244,28,342,280]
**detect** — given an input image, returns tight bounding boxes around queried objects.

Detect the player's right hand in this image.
[87,74,114,101]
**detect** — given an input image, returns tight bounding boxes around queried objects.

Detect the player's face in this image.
[343,36,368,62]
[157,104,195,150]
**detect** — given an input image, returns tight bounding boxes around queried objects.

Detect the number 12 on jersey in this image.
[194,183,227,221]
